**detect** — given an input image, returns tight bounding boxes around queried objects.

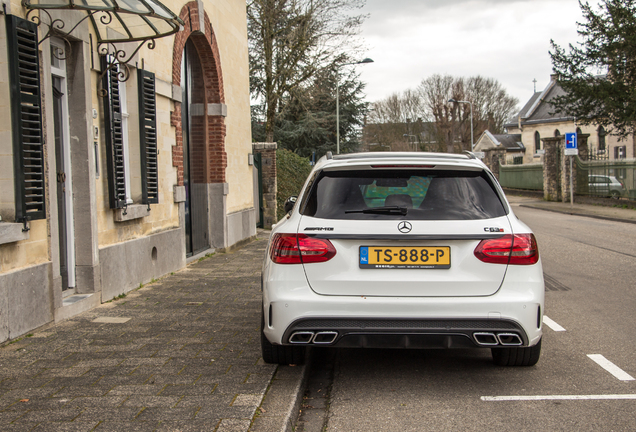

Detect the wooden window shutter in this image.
[101,56,126,209]
[6,15,46,222]
[138,70,159,204]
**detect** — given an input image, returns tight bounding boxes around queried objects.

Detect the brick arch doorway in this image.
[173,2,228,256]
[180,37,210,256]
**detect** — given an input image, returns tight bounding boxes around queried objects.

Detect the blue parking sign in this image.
[565,133,577,149]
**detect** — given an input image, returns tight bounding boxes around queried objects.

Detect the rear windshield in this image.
[300,169,507,220]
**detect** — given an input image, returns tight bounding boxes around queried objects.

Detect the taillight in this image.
[474,234,539,265]
[270,234,336,264]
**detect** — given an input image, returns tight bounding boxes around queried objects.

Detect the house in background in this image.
[505,75,635,164]
[474,131,525,163]
[0,0,255,343]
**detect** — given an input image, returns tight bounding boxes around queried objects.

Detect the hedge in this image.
[276,149,312,220]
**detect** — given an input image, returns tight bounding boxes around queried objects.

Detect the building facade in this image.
[505,75,635,165]
[474,130,525,164]
[0,0,255,343]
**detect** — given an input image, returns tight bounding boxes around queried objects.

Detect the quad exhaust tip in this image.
[313,331,338,344]
[497,333,523,346]
[289,331,339,344]
[473,332,499,346]
[473,332,523,346]
[289,331,314,344]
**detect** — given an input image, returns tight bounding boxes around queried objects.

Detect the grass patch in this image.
[198,252,216,263]
[106,293,127,303]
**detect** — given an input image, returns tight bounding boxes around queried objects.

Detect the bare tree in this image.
[419,74,518,152]
[419,74,459,153]
[365,75,518,153]
[248,0,366,142]
[466,76,519,137]
[365,90,426,151]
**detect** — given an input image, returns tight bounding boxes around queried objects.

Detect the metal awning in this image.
[22,0,184,43]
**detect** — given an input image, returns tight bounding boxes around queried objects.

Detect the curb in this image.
[250,361,310,432]
[519,204,636,225]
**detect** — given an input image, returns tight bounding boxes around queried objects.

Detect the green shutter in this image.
[6,14,46,222]
[138,69,158,205]
[101,56,126,209]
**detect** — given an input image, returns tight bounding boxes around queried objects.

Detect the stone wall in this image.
[542,137,561,201]
[483,148,506,180]
[543,134,590,202]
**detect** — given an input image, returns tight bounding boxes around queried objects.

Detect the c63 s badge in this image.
[304,227,334,231]
[484,227,505,232]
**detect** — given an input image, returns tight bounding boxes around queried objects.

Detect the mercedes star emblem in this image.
[397,221,412,233]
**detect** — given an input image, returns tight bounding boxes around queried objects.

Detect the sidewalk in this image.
[0,233,302,432]
[506,194,636,224]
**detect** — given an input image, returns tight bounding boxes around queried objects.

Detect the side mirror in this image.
[284,196,298,214]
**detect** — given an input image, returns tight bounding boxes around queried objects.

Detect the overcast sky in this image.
[355,0,586,111]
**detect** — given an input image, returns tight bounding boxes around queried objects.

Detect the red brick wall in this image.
[171,2,227,186]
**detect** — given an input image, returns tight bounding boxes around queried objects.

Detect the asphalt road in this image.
[296,200,636,432]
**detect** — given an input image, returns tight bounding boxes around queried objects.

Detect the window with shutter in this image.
[101,56,127,209]
[138,70,159,205]
[6,15,46,222]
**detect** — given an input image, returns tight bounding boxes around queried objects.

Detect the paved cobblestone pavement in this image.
[0,237,275,431]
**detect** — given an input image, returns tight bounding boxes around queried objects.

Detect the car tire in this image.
[261,312,305,365]
[610,190,620,199]
[491,338,541,367]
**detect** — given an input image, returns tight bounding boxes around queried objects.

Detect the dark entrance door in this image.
[53,82,69,290]
[52,64,76,292]
[181,39,210,256]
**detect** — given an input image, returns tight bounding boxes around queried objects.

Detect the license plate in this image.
[359,246,451,269]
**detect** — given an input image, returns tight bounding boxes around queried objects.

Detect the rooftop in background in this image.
[475,131,525,152]
[505,75,573,128]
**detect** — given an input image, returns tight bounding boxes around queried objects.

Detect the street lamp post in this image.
[336,58,374,154]
[448,98,474,151]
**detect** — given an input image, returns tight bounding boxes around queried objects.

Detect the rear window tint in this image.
[301,169,507,220]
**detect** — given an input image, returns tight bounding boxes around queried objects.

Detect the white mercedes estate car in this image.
[261,152,544,366]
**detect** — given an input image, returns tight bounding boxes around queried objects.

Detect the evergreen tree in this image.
[550,0,636,138]
[253,66,367,157]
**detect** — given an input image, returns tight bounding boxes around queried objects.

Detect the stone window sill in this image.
[114,204,150,222]
[0,222,30,244]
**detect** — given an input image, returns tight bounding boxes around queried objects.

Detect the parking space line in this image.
[481,394,636,401]
[543,315,566,332]
[587,354,635,381]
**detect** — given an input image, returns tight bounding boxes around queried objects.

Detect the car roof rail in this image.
[326,151,333,160]
[463,151,477,159]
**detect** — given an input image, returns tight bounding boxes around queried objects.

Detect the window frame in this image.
[598,126,606,151]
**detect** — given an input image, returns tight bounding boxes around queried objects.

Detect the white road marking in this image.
[587,354,635,381]
[542,315,566,332]
[481,394,636,401]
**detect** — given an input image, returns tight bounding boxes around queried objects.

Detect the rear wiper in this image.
[345,206,408,215]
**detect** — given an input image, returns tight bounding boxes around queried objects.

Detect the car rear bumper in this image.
[263,273,543,349]
[282,317,529,349]
[263,258,544,349]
